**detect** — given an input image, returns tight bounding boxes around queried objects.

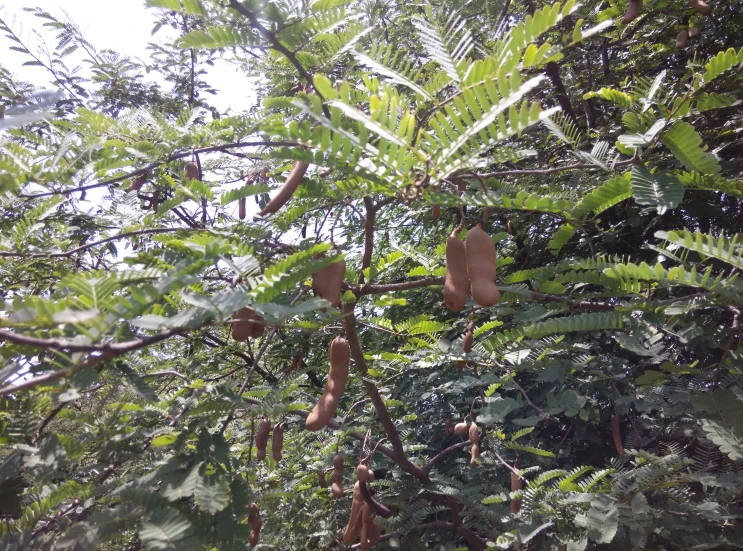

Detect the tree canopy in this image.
[2,0,743,549]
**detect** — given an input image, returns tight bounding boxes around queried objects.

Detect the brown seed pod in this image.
[356,464,371,483]
[612,414,624,455]
[367,517,381,546]
[331,453,344,498]
[676,29,689,48]
[259,160,309,216]
[445,419,454,437]
[285,353,303,375]
[367,470,375,482]
[248,502,262,546]
[185,162,200,181]
[305,336,350,431]
[311,256,346,308]
[456,320,475,370]
[620,0,642,24]
[450,498,462,527]
[690,0,711,15]
[238,197,246,220]
[342,481,364,544]
[256,418,271,461]
[510,473,522,513]
[432,205,441,220]
[470,442,480,468]
[444,230,469,312]
[359,480,392,518]
[318,470,327,488]
[469,422,480,445]
[688,26,700,38]
[465,224,500,307]
[272,422,284,461]
[359,503,372,551]
[128,173,147,192]
[454,421,468,436]
[231,308,265,341]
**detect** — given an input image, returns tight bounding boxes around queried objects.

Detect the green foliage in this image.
[1,0,743,550]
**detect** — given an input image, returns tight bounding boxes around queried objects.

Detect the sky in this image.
[1,0,256,113]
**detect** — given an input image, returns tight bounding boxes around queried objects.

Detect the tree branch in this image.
[0,227,202,258]
[142,370,190,383]
[227,0,330,117]
[360,197,375,284]
[18,141,300,200]
[341,302,431,484]
[424,440,471,474]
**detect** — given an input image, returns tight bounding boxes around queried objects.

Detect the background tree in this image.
[1,0,743,550]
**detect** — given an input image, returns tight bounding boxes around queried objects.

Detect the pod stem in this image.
[470,172,490,223]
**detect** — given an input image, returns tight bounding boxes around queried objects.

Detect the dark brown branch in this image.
[424,440,471,474]
[30,402,66,444]
[341,302,432,484]
[0,329,181,396]
[228,0,330,117]
[360,196,375,284]
[545,61,580,129]
[142,370,190,383]
[0,227,200,258]
[18,141,300,200]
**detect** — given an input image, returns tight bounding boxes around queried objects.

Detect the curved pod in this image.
[342,481,363,544]
[456,320,475,370]
[259,161,309,216]
[510,473,522,513]
[238,197,246,220]
[312,256,346,308]
[465,224,500,307]
[620,0,642,24]
[690,0,711,14]
[454,421,468,436]
[305,336,350,431]
[444,231,469,312]
[272,422,284,461]
[185,162,200,181]
[256,418,271,461]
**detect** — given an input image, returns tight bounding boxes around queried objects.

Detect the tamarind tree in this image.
[2,0,743,549]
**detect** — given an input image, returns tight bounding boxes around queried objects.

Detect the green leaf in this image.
[138,507,199,551]
[194,475,231,514]
[630,165,684,214]
[660,121,721,175]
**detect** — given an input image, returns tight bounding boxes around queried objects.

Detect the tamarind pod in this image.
[444,231,469,312]
[676,29,689,48]
[331,481,344,498]
[342,482,364,544]
[612,414,624,455]
[620,0,642,24]
[454,422,468,436]
[231,308,264,341]
[305,336,350,431]
[465,224,500,307]
[470,442,480,467]
[248,502,262,546]
[258,161,309,216]
[285,353,302,375]
[128,173,147,192]
[367,470,375,482]
[332,453,344,485]
[457,180,467,193]
[185,162,200,181]
[359,481,392,518]
[311,257,346,308]
[450,499,462,527]
[272,422,284,461]
[690,0,711,14]
[356,464,370,483]
[238,198,246,220]
[456,320,476,370]
[367,518,381,546]
[318,470,327,488]
[359,503,371,551]
[688,26,700,38]
[256,418,271,461]
[469,422,480,445]
[432,205,441,220]
[510,473,522,513]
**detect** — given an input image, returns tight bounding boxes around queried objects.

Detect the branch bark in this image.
[341,302,431,484]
